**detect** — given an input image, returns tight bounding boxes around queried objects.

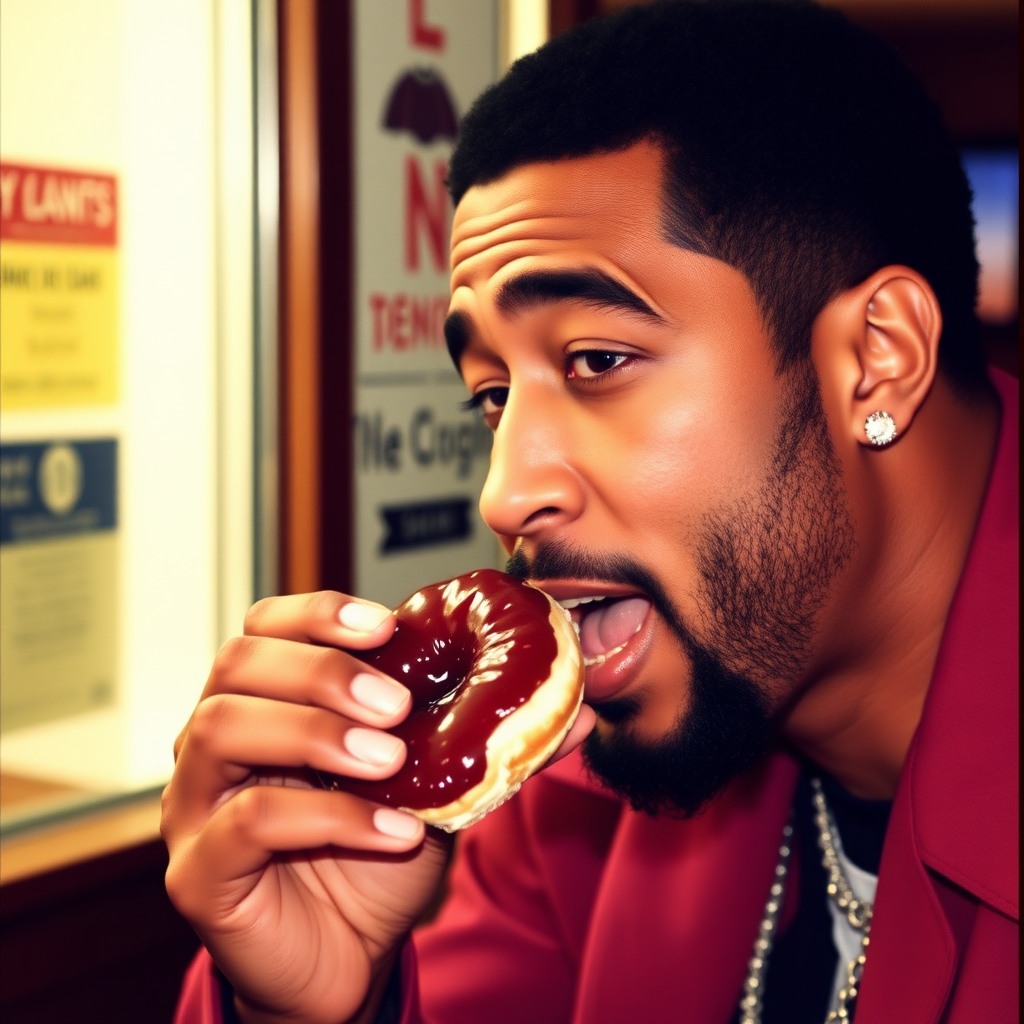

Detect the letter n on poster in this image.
[0,162,119,409]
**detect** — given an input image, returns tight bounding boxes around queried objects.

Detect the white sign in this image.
[353,0,499,607]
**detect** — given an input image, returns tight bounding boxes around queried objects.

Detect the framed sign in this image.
[349,0,501,607]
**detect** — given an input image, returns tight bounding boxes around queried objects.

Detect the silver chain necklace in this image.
[738,778,874,1024]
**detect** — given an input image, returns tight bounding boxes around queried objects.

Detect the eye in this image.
[567,351,629,380]
[461,386,509,417]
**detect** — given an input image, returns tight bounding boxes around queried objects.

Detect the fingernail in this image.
[339,601,391,633]
[350,672,408,716]
[344,727,403,767]
[373,806,422,840]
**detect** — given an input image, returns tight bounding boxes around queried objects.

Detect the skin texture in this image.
[161,142,998,1024]
[448,142,998,798]
[161,586,591,1024]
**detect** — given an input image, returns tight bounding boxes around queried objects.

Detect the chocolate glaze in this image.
[326,570,558,811]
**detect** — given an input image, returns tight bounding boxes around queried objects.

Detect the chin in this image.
[581,653,772,818]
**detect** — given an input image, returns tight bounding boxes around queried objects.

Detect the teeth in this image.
[557,595,606,610]
[583,637,631,667]
[554,603,582,637]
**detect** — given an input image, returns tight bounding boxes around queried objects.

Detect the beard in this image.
[506,366,855,817]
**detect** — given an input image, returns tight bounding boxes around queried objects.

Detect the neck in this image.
[780,377,1001,799]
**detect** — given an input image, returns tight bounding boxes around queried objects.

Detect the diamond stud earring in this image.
[864,411,898,446]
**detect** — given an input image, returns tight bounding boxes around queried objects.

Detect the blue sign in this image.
[379,496,473,553]
[0,439,117,545]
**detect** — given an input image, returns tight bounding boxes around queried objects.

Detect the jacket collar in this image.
[855,370,1018,1024]
[908,368,1019,920]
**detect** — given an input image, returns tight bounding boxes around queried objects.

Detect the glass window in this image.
[0,0,257,836]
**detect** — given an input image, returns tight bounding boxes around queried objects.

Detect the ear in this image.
[814,266,942,449]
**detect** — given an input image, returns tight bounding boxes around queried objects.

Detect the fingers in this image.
[172,693,406,821]
[244,590,396,651]
[168,589,417,847]
[546,704,597,766]
[162,587,431,987]
[164,785,425,918]
[201,636,411,726]
[173,629,411,764]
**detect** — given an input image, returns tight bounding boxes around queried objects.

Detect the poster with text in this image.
[0,162,119,409]
[353,0,499,607]
[0,439,118,733]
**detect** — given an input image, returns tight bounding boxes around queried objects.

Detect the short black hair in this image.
[448,0,986,394]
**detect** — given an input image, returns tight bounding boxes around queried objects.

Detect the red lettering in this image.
[59,178,85,222]
[391,293,410,349]
[0,162,117,245]
[367,292,450,352]
[411,295,431,346]
[0,168,20,220]
[410,0,444,52]
[82,179,114,228]
[404,156,449,272]
[369,293,387,350]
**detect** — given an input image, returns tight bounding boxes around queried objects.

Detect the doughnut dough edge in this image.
[407,586,584,832]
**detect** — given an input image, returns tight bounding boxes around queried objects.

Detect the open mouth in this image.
[558,594,653,668]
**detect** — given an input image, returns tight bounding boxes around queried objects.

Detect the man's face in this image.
[447,143,855,815]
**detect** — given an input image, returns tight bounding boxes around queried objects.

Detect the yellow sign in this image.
[0,162,119,409]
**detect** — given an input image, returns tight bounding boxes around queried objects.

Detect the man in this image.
[165,2,1018,1022]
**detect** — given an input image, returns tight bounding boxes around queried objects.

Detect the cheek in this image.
[593,386,775,528]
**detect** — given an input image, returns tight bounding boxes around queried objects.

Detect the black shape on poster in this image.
[382,68,459,144]
[380,496,472,553]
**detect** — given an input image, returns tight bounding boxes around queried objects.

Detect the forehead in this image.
[450,142,667,294]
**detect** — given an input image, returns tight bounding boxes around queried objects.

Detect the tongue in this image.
[579,597,651,658]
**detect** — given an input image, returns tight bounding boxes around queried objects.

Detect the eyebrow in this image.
[444,310,472,370]
[444,268,665,370]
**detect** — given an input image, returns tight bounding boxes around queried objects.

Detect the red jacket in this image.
[176,371,1018,1024]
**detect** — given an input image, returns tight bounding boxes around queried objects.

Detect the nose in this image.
[478,389,585,547]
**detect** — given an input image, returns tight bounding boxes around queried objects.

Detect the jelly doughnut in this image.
[322,569,584,831]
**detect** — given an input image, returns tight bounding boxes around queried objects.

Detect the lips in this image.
[535,584,656,704]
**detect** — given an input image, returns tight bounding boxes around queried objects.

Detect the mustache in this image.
[506,540,700,661]
[506,540,665,600]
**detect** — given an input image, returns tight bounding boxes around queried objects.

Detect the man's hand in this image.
[161,591,453,1024]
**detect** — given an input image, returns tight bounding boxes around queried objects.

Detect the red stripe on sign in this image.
[0,162,118,246]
